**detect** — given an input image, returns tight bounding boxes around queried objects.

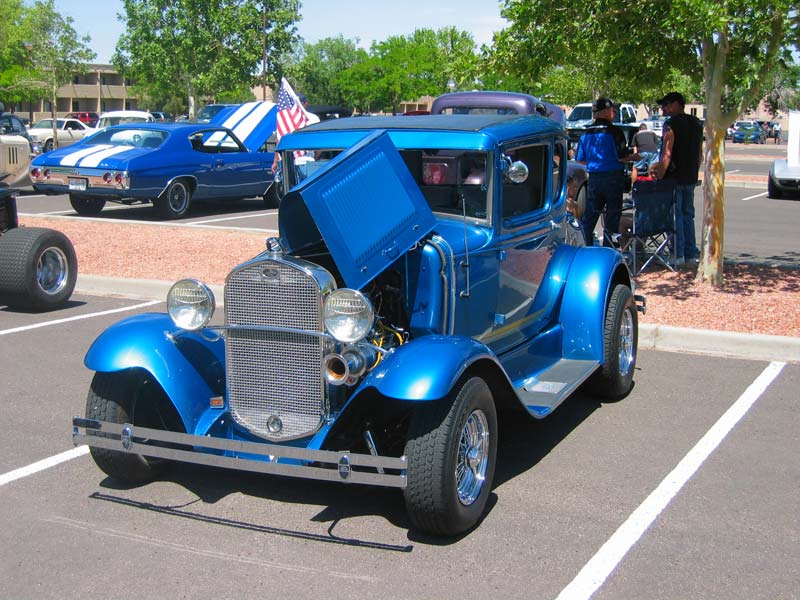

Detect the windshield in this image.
[567,106,593,121]
[32,119,63,129]
[284,147,489,219]
[97,115,150,128]
[84,128,167,148]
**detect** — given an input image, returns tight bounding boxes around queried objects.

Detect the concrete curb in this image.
[76,274,799,364]
[639,324,800,364]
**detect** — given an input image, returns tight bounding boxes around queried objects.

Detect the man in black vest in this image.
[650,92,703,265]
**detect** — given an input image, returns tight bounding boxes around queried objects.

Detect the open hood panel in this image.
[211,101,277,152]
[279,130,436,290]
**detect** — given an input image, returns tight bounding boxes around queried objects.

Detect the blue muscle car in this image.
[30,102,279,219]
[72,113,645,536]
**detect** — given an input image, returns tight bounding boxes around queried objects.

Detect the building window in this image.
[72,100,80,111]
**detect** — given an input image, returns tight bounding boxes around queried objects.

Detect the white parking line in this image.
[742,191,768,201]
[0,446,89,486]
[0,300,160,336]
[555,361,786,600]
[190,211,276,225]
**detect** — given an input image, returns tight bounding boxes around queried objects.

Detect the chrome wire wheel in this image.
[456,409,490,506]
[618,307,635,378]
[37,245,69,295]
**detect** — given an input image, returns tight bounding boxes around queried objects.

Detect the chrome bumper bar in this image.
[73,417,407,489]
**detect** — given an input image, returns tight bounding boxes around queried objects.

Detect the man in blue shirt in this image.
[575,97,633,245]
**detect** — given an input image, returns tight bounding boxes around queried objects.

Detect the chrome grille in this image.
[224,257,329,441]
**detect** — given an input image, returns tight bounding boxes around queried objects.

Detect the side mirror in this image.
[506,160,529,184]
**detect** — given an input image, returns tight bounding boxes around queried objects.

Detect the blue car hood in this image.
[210,101,278,152]
[279,130,437,290]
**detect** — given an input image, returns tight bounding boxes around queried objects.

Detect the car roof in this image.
[99,110,153,118]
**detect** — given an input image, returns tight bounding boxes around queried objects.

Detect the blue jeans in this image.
[674,183,698,259]
[581,170,624,246]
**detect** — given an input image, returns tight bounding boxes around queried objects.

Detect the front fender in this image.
[361,335,499,401]
[559,246,630,361]
[84,313,225,434]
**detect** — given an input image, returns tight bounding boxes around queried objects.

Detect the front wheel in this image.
[85,370,184,483]
[156,179,192,219]
[69,194,106,216]
[592,284,638,399]
[767,176,782,199]
[0,227,77,311]
[403,377,497,536]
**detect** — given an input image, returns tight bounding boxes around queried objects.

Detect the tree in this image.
[283,35,367,106]
[338,28,479,114]
[18,0,95,149]
[493,0,800,285]
[114,0,300,119]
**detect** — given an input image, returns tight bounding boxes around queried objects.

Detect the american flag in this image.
[275,77,309,140]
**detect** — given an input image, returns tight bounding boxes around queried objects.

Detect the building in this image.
[13,63,140,123]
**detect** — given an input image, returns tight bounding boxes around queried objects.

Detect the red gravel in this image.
[21,216,800,338]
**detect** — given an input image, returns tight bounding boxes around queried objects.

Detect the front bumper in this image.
[73,417,408,489]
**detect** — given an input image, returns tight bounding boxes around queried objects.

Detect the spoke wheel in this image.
[591,284,638,399]
[157,179,192,219]
[404,376,497,536]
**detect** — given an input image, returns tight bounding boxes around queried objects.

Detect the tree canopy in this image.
[493,0,799,284]
[113,0,300,119]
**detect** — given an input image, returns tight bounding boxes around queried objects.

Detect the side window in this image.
[552,141,566,202]
[502,144,548,221]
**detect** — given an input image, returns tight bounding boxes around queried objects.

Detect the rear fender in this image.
[84,313,225,434]
[361,335,500,400]
[559,247,631,361]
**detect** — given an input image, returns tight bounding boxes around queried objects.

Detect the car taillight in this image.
[103,172,113,184]
[30,168,41,179]
[42,169,50,178]
[114,172,124,185]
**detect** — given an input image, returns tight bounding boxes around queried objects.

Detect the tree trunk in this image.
[696,128,725,285]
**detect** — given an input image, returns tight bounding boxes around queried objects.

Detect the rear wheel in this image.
[156,179,192,219]
[44,139,54,152]
[0,227,77,311]
[404,377,497,536]
[85,370,184,483]
[69,194,106,216]
[263,180,282,208]
[592,284,637,399]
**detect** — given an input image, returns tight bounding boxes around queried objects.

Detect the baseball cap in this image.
[592,97,617,112]
[657,91,685,106]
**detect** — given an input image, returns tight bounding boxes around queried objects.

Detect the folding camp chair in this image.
[618,178,676,275]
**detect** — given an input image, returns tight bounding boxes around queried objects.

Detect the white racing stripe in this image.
[59,144,113,166]
[230,102,275,146]
[77,145,135,167]
[0,446,89,486]
[0,300,160,336]
[555,361,786,600]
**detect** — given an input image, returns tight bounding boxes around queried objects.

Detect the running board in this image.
[515,358,600,418]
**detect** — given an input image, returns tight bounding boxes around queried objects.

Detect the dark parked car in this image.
[72,113,643,536]
[732,123,767,144]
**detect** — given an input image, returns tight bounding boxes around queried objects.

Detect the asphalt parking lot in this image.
[0,293,797,600]
[2,141,797,599]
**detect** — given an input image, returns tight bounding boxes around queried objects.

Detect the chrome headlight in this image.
[167,279,215,330]
[323,289,374,343]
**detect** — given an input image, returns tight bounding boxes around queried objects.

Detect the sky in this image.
[49,0,508,64]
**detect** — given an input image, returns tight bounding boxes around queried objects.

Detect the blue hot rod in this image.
[73,113,644,536]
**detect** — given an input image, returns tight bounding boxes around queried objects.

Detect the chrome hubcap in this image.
[37,246,69,295]
[618,308,635,377]
[456,409,490,506]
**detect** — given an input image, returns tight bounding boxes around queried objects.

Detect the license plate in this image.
[68,178,87,191]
